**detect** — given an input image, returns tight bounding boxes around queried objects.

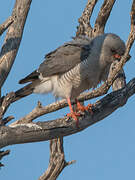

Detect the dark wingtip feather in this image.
[18,70,39,84]
[19,79,24,84]
[19,78,28,84]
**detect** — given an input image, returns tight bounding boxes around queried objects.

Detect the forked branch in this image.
[38,138,75,180]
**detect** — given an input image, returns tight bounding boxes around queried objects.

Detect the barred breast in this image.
[52,58,100,99]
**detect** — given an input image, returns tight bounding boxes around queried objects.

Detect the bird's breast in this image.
[52,61,98,99]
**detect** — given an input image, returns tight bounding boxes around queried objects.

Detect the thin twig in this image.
[0,16,14,36]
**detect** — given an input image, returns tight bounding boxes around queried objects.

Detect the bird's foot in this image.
[76,101,87,112]
[67,111,81,127]
[77,101,93,115]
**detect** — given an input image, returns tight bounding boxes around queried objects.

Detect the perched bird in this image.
[15,33,126,126]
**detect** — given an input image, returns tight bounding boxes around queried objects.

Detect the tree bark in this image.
[0,78,135,149]
[0,16,14,36]
[38,138,75,180]
[0,0,32,89]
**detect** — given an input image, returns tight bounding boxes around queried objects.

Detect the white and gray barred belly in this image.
[55,59,97,99]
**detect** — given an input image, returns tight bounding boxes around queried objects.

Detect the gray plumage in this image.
[15,33,126,102]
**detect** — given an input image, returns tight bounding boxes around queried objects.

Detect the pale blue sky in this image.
[1,0,135,180]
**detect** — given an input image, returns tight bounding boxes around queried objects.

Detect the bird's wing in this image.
[19,70,39,84]
[39,37,92,77]
[19,36,93,84]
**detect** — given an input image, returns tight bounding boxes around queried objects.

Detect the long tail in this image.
[13,83,35,103]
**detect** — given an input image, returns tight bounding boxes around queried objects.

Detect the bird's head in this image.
[100,33,126,65]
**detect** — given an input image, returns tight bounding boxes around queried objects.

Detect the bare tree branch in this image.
[0,16,14,36]
[0,0,32,89]
[76,0,98,37]
[131,0,135,32]
[38,138,75,180]
[76,0,116,37]
[112,68,126,91]
[93,0,116,36]
[0,77,134,149]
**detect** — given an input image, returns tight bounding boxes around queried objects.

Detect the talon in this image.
[67,112,81,117]
[85,104,93,115]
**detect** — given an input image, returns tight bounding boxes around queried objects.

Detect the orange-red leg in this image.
[66,98,80,127]
[76,100,86,111]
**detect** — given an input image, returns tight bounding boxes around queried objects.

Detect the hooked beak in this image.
[113,54,121,61]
